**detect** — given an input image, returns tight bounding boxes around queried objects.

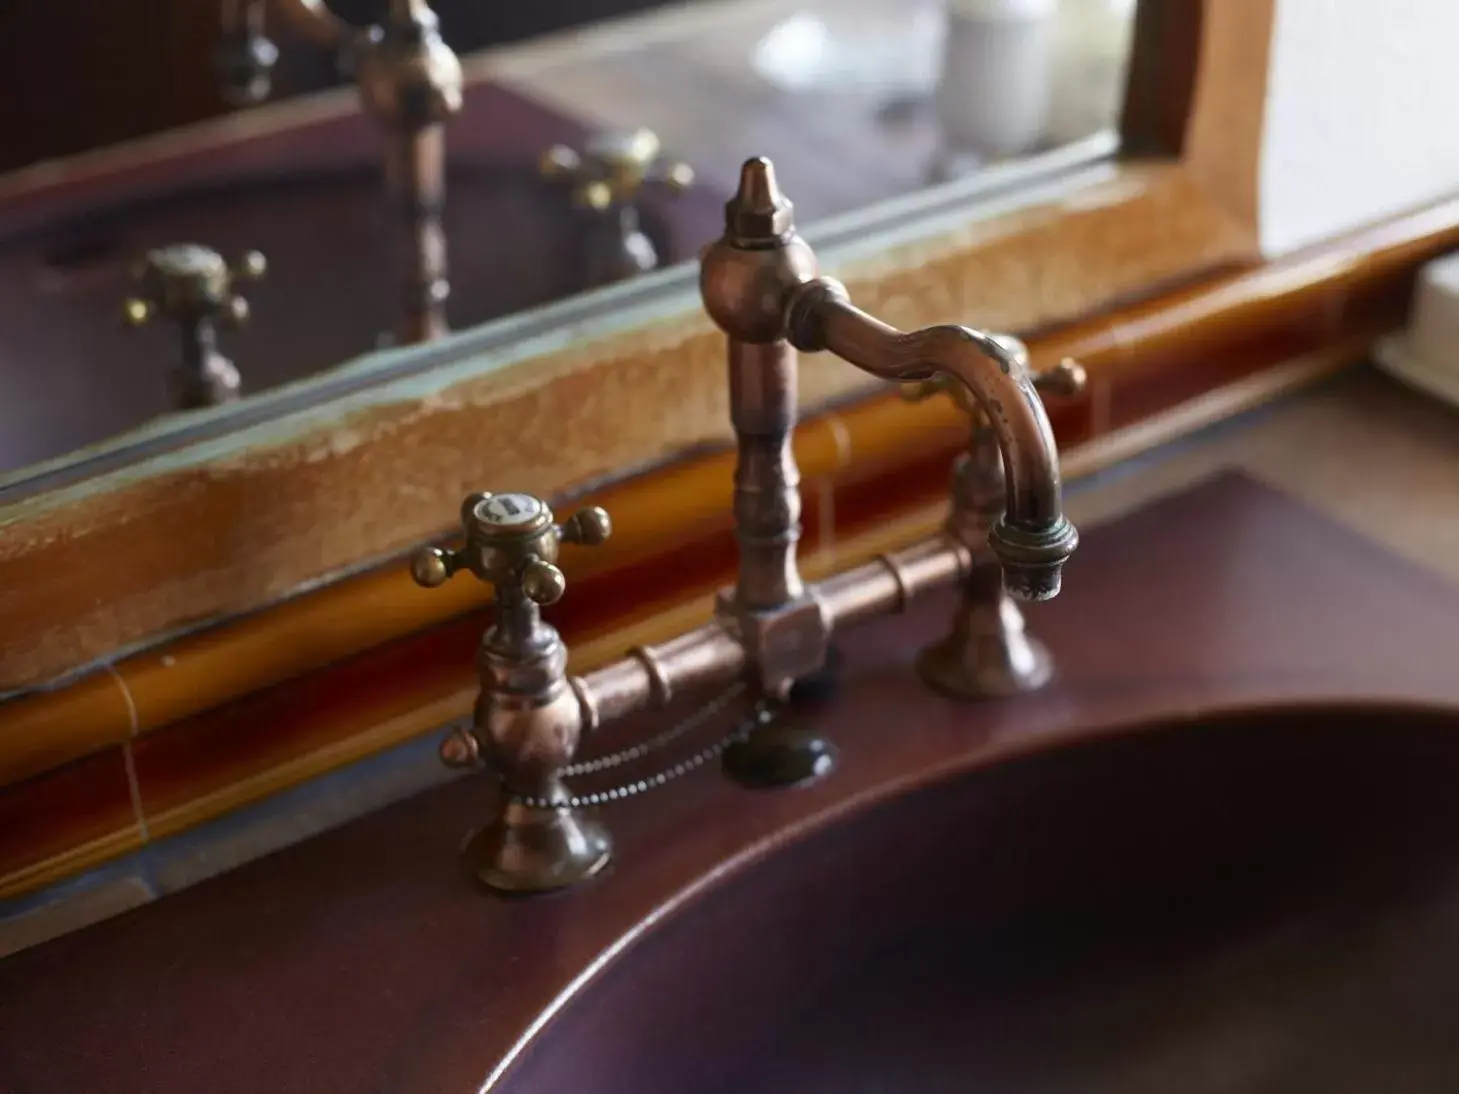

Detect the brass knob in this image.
[233,250,268,282]
[559,506,612,546]
[122,244,266,331]
[438,725,480,769]
[1032,357,1087,398]
[521,559,567,606]
[409,492,612,605]
[901,337,1087,416]
[410,546,458,588]
[540,128,694,211]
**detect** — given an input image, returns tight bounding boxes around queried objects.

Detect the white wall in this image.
[1260,0,1459,254]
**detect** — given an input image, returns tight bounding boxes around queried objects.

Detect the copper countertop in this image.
[3,465,1459,1091]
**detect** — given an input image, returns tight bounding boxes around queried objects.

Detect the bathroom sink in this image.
[499,704,1459,1093]
[6,475,1459,1094]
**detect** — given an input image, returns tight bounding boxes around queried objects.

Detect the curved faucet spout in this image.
[786,278,1077,600]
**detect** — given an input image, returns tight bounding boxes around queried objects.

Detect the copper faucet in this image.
[122,244,267,408]
[412,157,1077,893]
[700,158,1077,781]
[216,0,463,345]
[903,351,1086,697]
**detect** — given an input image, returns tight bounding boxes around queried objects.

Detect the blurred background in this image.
[0,0,1133,173]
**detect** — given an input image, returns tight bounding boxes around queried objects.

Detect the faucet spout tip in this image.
[990,517,1079,602]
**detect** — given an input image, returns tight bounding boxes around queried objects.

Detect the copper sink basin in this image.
[499,705,1459,1092]
[5,477,1459,1094]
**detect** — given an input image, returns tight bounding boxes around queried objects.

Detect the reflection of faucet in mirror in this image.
[410,156,1078,895]
[540,129,696,289]
[215,0,463,346]
[903,349,1085,697]
[122,245,267,409]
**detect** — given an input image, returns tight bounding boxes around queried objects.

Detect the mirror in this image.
[0,0,1136,487]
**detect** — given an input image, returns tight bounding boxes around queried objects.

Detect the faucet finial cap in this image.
[726,157,795,242]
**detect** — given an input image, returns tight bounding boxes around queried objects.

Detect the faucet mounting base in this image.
[462,798,612,894]
[916,595,1053,699]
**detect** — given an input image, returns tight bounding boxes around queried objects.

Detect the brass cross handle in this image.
[540,128,695,211]
[122,245,267,331]
[410,492,612,606]
[901,335,1086,417]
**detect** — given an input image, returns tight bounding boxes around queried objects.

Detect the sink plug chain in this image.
[562,680,749,777]
[505,682,778,810]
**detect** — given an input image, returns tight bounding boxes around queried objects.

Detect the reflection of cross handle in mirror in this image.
[541,128,696,287]
[122,245,266,410]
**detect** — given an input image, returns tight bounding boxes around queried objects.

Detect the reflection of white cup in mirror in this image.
[1047,0,1138,146]
[935,0,1057,159]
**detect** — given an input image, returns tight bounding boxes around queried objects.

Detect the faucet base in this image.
[916,594,1053,699]
[462,797,612,895]
[723,722,836,789]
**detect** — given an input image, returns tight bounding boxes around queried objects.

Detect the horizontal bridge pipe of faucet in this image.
[571,534,970,733]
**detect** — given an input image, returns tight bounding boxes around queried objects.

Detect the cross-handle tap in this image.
[902,348,1087,697]
[122,244,266,409]
[541,128,696,286]
[410,492,614,893]
[411,491,609,600]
